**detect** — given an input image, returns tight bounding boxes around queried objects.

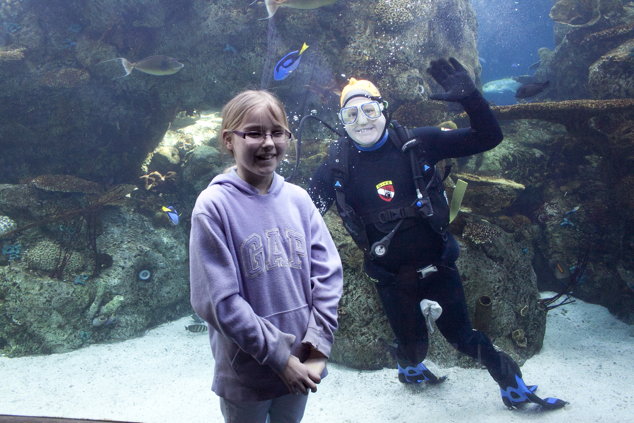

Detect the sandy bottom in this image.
[1,294,632,423]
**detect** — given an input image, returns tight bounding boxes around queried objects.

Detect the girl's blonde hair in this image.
[219,90,290,154]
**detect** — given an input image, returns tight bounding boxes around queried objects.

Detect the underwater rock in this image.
[30,174,103,194]
[454,173,525,215]
[38,68,90,89]
[181,144,230,195]
[1,202,190,357]
[550,0,624,27]
[148,145,182,174]
[588,38,634,99]
[550,0,603,27]
[326,207,546,369]
[324,211,394,370]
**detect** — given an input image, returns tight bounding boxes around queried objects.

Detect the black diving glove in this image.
[427,57,477,102]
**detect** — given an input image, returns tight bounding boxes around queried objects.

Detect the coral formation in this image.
[100,295,125,316]
[139,171,177,191]
[456,99,634,134]
[24,239,85,276]
[374,0,417,30]
[578,22,634,46]
[1,242,21,261]
[462,221,502,245]
[0,47,25,61]
[23,239,60,271]
[512,328,528,348]
[0,216,17,237]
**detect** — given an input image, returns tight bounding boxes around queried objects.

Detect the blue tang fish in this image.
[273,42,309,81]
[162,206,180,225]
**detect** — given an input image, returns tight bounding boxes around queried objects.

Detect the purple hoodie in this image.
[189,170,343,401]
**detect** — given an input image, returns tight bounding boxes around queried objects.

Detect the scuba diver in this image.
[307,57,567,410]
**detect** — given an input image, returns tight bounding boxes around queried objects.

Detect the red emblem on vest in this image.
[376,181,394,202]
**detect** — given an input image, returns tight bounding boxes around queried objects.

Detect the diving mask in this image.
[339,101,383,125]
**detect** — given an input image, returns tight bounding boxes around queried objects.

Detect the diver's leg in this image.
[375,270,428,366]
[431,264,567,410]
[430,264,498,365]
[374,267,443,384]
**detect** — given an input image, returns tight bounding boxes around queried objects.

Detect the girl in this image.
[189,90,343,423]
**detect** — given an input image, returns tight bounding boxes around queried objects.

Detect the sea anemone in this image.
[137,269,152,281]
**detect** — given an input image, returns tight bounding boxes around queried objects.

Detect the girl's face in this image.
[224,106,289,192]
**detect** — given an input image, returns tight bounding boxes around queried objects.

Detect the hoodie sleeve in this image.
[189,206,295,374]
[301,207,343,357]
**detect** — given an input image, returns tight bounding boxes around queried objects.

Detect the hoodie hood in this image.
[208,169,285,196]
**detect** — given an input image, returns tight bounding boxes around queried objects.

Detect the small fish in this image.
[274,42,309,81]
[515,81,550,99]
[162,205,180,225]
[264,0,338,19]
[100,55,184,78]
[223,44,238,54]
[185,323,208,333]
[559,217,574,227]
[92,315,118,328]
[564,205,580,216]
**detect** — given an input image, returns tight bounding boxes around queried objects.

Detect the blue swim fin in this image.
[398,362,447,385]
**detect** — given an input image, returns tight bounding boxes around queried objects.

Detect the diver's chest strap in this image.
[360,206,419,225]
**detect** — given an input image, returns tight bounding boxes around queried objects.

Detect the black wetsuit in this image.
[309,91,509,375]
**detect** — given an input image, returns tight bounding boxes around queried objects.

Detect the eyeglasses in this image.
[339,101,383,125]
[231,129,292,143]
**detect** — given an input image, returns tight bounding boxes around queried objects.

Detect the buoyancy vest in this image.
[327,120,451,256]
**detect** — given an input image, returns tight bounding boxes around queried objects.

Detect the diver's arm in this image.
[423,90,503,159]
[423,57,503,159]
[460,89,503,151]
[307,159,336,215]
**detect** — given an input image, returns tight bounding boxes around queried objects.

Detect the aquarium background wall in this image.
[0,0,632,395]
